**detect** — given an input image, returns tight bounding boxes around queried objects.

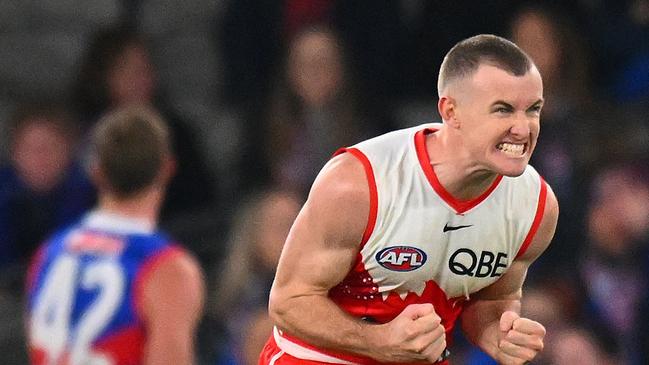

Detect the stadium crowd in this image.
[0,0,648,364]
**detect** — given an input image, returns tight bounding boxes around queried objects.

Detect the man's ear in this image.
[157,156,177,187]
[88,161,107,191]
[438,96,460,129]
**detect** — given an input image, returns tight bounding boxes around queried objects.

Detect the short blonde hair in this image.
[437,34,534,96]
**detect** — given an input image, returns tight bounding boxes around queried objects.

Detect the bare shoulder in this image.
[141,249,205,322]
[310,150,370,204]
[304,151,371,248]
[150,251,204,290]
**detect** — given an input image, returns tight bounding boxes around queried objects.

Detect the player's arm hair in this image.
[140,251,205,365]
[268,152,385,358]
[460,185,558,358]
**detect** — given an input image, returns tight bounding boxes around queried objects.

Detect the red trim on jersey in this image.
[26,245,47,294]
[415,128,503,214]
[333,147,378,249]
[25,246,45,358]
[29,346,47,365]
[516,177,548,259]
[260,333,441,365]
[93,325,145,365]
[132,245,185,320]
[278,331,377,365]
[31,328,146,365]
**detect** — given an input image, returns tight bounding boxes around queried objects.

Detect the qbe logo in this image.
[376,246,427,272]
[448,248,508,278]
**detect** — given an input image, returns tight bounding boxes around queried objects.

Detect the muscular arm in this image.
[268,153,381,357]
[141,250,205,365]
[461,185,559,360]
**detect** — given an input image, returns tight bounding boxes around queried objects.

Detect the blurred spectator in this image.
[520,284,610,365]
[210,188,302,362]
[219,0,336,109]
[510,4,593,112]
[0,103,95,277]
[220,2,404,194]
[0,104,95,364]
[546,328,617,365]
[519,285,568,365]
[260,25,375,194]
[239,309,275,365]
[577,164,649,364]
[72,25,218,226]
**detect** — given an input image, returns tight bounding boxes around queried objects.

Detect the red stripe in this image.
[25,244,46,361]
[279,331,377,364]
[279,329,450,365]
[516,176,548,259]
[332,148,378,249]
[94,326,145,365]
[415,129,503,214]
[132,245,184,320]
[26,244,47,294]
[28,346,47,365]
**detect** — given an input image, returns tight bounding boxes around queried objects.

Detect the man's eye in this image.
[495,107,511,113]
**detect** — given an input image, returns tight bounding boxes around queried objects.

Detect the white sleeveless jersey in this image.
[274,123,548,365]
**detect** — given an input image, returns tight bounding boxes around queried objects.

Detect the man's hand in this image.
[496,311,545,365]
[371,303,447,363]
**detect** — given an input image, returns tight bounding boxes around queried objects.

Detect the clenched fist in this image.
[496,311,545,365]
[370,303,447,363]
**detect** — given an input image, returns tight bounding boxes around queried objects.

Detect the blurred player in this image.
[26,106,205,365]
[260,34,558,364]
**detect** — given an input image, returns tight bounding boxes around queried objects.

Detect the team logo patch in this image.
[376,246,427,272]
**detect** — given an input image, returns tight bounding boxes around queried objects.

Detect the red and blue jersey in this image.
[26,211,183,365]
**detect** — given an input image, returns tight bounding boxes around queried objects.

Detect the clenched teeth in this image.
[496,142,525,156]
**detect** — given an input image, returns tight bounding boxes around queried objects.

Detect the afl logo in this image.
[376,246,427,272]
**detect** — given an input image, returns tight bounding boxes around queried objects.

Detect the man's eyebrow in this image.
[491,101,514,109]
[526,99,544,109]
[490,99,545,109]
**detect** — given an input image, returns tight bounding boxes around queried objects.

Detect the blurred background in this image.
[0,0,648,364]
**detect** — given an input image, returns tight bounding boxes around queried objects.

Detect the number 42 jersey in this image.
[26,211,184,365]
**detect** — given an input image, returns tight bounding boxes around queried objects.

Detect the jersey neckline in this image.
[414,127,503,214]
[83,210,156,235]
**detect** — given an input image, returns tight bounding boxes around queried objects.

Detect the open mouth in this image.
[496,142,526,157]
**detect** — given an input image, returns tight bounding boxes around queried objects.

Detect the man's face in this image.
[107,44,156,106]
[452,64,544,177]
[12,119,72,192]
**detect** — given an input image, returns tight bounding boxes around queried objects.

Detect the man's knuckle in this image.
[404,326,416,338]
[406,342,423,354]
[409,338,425,353]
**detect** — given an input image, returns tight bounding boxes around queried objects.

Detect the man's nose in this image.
[509,114,530,138]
